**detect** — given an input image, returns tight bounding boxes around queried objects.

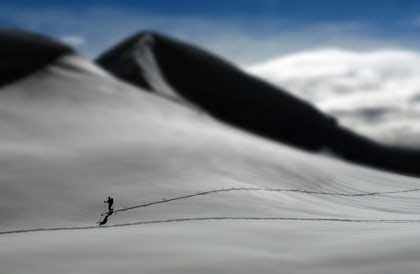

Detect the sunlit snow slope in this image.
[1,53,420,274]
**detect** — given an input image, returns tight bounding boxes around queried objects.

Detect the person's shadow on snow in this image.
[97,209,114,226]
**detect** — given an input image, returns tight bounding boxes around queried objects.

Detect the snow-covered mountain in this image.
[96,31,420,177]
[248,49,420,148]
[1,30,420,274]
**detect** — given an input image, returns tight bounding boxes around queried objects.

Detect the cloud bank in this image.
[248,49,420,148]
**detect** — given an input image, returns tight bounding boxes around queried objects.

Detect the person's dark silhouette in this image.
[105,196,114,211]
[97,196,115,226]
[97,209,113,226]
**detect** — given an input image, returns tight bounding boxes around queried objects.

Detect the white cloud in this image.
[60,35,85,47]
[247,49,420,148]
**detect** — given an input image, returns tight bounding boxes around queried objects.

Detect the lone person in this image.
[105,196,114,212]
[98,196,115,226]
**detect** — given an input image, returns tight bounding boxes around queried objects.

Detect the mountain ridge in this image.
[96,31,420,177]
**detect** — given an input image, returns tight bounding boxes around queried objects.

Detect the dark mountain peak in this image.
[97,30,337,150]
[0,29,74,87]
[98,31,156,59]
[96,31,160,90]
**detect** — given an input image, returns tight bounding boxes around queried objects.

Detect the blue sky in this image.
[4,0,420,21]
[2,0,420,64]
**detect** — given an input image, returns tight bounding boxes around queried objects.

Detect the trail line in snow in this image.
[1,216,420,236]
[3,187,420,236]
[114,187,420,213]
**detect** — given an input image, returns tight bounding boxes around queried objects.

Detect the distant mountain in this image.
[97,31,420,177]
[0,29,73,87]
[97,32,338,150]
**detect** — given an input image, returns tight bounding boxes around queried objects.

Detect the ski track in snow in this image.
[114,186,420,213]
[2,186,420,236]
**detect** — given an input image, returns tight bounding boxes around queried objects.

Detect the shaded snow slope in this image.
[248,49,420,148]
[1,54,420,274]
[0,29,73,87]
[96,31,420,177]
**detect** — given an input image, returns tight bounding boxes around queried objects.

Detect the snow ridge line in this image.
[114,187,420,213]
[2,217,420,236]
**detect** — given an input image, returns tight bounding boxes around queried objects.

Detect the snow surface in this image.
[248,49,420,148]
[1,54,420,273]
